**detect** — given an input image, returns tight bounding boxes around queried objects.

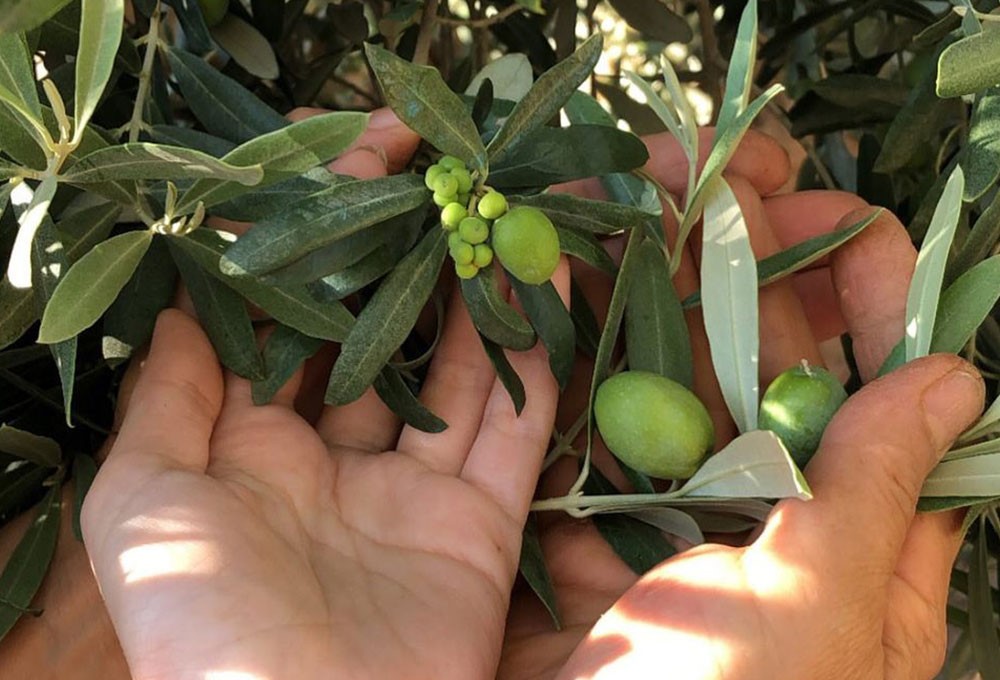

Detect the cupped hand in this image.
[501,132,985,680]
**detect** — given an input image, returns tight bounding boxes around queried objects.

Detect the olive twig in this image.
[127,1,163,144]
[436,5,522,28]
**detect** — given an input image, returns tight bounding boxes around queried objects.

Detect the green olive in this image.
[758,363,848,467]
[439,155,465,171]
[477,191,508,220]
[433,192,454,208]
[453,168,474,194]
[458,216,490,245]
[451,242,475,266]
[441,202,466,230]
[594,371,715,479]
[447,230,465,251]
[472,244,494,268]
[424,164,445,190]
[197,0,230,27]
[455,262,479,279]
[433,174,459,198]
[491,206,560,285]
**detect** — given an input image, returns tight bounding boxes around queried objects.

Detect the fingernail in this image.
[370,108,401,130]
[921,365,984,451]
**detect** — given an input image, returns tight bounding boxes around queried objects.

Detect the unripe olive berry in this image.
[758,363,848,467]
[491,206,560,285]
[455,262,479,279]
[424,164,445,190]
[433,174,459,197]
[477,191,507,220]
[457,192,471,206]
[473,244,494,268]
[439,155,465,171]
[458,216,490,245]
[595,371,715,479]
[441,202,466,230]
[433,192,454,208]
[451,242,475,266]
[452,168,474,194]
[447,230,465,251]
[198,0,230,27]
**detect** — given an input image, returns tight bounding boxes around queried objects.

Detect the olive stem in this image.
[128,2,162,144]
[436,5,522,28]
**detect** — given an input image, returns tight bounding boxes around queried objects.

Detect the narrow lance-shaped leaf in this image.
[0,33,42,122]
[487,34,602,163]
[937,29,1000,98]
[37,230,153,345]
[0,425,61,467]
[700,176,758,434]
[519,515,561,630]
[962,88,1000,202]
[74,0,124,141]
[62,143,265,184]
[713,0,758,141]
[626,238,692,388]
[6,176,57,289]
[922,453,1000,497]
[509,279,574,390]
[0,0,74,33]
[479,334,526,414]
[905,166,964,361]
[167,239,264,380]
[31,219,77,422]
[555,226,616,276]
[177,111,370,213]
[511,192,659,235]
[326,229,448,405]
[969,519,1000,680]
[364,44,487,174]
[0,484,62,642]
[252,326,324,406]
[220,174,429,277]
[622,71,689,157]
[460,267,537,352]
[373,367,447,434]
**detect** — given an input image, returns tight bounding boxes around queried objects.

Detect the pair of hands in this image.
[79,110,984,680]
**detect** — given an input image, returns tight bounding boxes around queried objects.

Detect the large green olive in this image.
[594,371,715,479]
[491,206,560,285]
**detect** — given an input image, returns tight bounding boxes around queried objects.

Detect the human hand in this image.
[501,132,985,680]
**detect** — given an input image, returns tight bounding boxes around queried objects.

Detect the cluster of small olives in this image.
[425,156,560,284]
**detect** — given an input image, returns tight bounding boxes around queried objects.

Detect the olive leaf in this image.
[37,230,153,345]
[0,0,74,33]
[211,15,279,80]
[252,325,324,406]
[625,238,692,388]
[676,430,812,500]
[460,267,537,352]
[962,88,1000,202]
[326,228,447,405]
[554,227,616,276]
[512,192,659,235]
[150,125,236,156]
[373,367,447,433]
[466,53,534,102]
[0,465,49,524]
[713,0,758,141]
[171,229,355,342]
[923,453,1000,497]
[570,276,601,358]
[0,33,42,123]
[177,111,369,213]
[168,239,265,380]
[905,165,964,361]
[0,484,61,642]
[220,174,429,277]
[700,176,758,434]
[0,425,61,467]
[519,515,561,630]
[312,219,424,300]
[6,176,57,289]
[949,182,1000,285]
[626,507,705,547]
[72,453,97,542]
[75,0,124,139]
[509,279,574,389]
[969,520,1000,679]
[479,334,526,414]
[365,43,487,174]
[487,34,602,163]
[62,144,265,185]
[937,28,1000,98]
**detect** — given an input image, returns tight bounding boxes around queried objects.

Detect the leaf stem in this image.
[436,5,522,28]
[128,3,162,144]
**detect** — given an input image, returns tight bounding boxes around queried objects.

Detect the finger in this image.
[460,259,569,519]
[397,282,500,473]
[315,386,402,453]
[106,309,224,473]
[883,508,965,680]
[763,190,869,249]
[830,207,916,381]
[758,355,983,593]
[304,107,421,177]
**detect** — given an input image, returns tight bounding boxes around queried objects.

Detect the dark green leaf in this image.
[102,237,177,364]
[969,520,1000,680]
[963,88,1000,202]
[510,279,574,388]
[0,425,60,467]
[0,33,42,121]
[172,229,355,342]
[0,465,48,523]
[949,189,1000,286]
[0,484,61,642]
[461,267,536,352]
[584,466,675,574]
[211,15,279,80]
[512,192,657,235]
[489,125,649,190]
[168,238,264,380]
[487,35,601,163]
[220,174,429,277]
[0,0,74,33]
[479,334,526,414]
[163,0,212,53]
[570,276,600,358]
[0,103,45,170]
[252,325,324,406]
[177,111,369,212]
[606,0,691,44]
[74,0,124,134]
[37,230,153,345]
[373,367,447,433]
[555,226,616,276]
[938,28,1000,98]
[149,125,236,157]
[364,43,487,174]
[31,219,76,422]
[62,143,264,184]
[518,515,561,630]
[626,238,692,388]
[166,46,288,143]
[326,228,447,405]
[211,175,339,222]
[72,453,96,541]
